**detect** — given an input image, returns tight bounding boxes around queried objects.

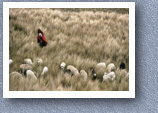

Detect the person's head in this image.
[38,29,42,34]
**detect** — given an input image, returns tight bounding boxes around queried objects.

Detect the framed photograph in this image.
[3,2,135,98]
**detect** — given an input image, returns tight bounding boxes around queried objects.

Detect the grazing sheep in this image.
[19,64,32,76]
[120,62,126,69]
[60,62,66,69]
[36,58,43,77]
[41,66,48,76]
[37,58,43,65]
[80,70,88,81]
[9,59,13,65]
[96,62,106,80]
[64,69,73,76]
[24,58,33,65]
[90,67,97,80]
[119,69,128,78]
[102,73,109,82]
[103,72,116,82]
[107,72,116,81]
[107,63,115,72]
[9,71,24,84]
[10,71,22,77]
[26,70,37,80]
[96,62,106,69]
[66,65,79,76]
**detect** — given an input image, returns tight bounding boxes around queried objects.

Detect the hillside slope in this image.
[9,8,129,91]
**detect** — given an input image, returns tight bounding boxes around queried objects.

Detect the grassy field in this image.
[9,8,129,91]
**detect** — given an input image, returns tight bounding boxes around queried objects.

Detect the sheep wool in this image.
[60,62,66,69]
[41,66,48,76]
[37,58,43,65]
[103,73,109,82]
[9,59,13,65]
[19,64,32,76]
[26,70,37,81]
[119,69,128,78]
[96,62,106,69]
[9,71,24,83]
[107,72,116,81]
[10,71,22,77]
[80,70,88,81]
[24,58,33,65]
[103,72,116,82]
[66,65,79,76]
[107,63,115,72]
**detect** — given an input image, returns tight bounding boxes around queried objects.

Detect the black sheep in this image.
[90,67,97,80]
[120,62,126,69]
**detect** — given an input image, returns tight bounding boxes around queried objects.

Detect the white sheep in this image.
[103,72,116,82]
[19,64,32,76]
[26,70,37,80]
[107,63,115,72]
[37,58,43,65]
[9,71,24,83]
[66,65,79,76]
[9,59,13,65]
[80,70,88,81]
[60,62,66,69]
[24,58,33,65]
[119,69,128,78]
[96,62,106,69]
[96,62,106,75]
[10,71,22,77]
[41,66,48,76]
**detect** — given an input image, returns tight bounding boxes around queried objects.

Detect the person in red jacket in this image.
[37,29,47,47]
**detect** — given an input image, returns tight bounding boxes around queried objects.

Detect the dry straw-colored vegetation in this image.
[9,8,129,91]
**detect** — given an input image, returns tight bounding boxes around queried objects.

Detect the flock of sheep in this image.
[9,58,48,81]
[9,58,129,83]
[60,61,128,82]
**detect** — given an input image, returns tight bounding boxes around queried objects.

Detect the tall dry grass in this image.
[9,8,129,91]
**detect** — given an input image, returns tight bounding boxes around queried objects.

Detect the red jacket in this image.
[37,30,47,43]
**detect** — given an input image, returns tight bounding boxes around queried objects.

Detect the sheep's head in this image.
[9,59,13,65]
[60,62,66,69]
[37,58,43,65]
[24,58,33,65]
[90,67,95,75]
[80,70,84,75]
[41,66,48,76]
[120,62,126,69]
[64,69,73,76]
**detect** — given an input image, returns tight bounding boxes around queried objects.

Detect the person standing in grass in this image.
[37,29,47,48]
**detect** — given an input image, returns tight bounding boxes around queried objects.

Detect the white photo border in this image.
[3,2,135,98]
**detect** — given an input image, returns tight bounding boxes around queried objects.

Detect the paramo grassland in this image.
[9,8,129,91]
